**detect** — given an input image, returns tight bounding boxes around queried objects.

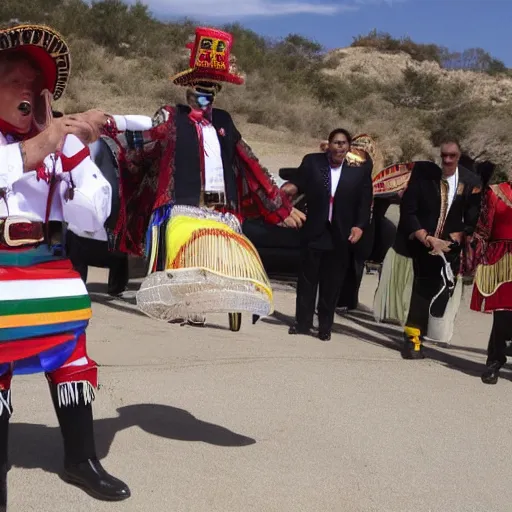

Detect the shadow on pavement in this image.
[10,403,256,474]
[268,308,510,382]
[343,311,505,380]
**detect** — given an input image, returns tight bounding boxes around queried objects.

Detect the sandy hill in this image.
[325,46,512,105]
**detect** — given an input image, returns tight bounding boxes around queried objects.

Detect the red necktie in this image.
[188,109,213,191]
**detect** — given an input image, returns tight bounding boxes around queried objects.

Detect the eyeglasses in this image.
[441,153,459,158]
[330,140,349,146]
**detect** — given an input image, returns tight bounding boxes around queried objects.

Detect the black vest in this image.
[173,105,239,210]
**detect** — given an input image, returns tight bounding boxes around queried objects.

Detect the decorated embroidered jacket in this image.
[103,105,292,256]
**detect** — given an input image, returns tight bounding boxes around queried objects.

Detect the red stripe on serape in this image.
[0,333,74,364]
[0,259,78,281]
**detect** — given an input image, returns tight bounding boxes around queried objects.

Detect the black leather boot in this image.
[49,382,130,501]
[481,361,502,385]
[0,390,12,512]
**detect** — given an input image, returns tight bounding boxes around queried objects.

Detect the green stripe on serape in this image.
[0,246,63,267]
[0,295,91,317]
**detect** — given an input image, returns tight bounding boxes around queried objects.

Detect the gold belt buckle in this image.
[2,216,44,247]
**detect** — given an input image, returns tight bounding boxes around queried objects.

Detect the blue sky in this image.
[137,0,511,66]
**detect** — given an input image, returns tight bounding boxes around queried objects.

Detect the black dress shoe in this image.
[318,331,331,341]
[481,362,502,384]
[288,324,312,335]
[62,458,131,501]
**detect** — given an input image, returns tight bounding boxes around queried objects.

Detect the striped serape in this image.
[0,245,91,374]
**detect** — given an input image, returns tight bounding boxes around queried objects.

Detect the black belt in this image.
[204,191,226,206]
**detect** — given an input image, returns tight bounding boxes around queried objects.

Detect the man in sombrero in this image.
[0,23,130,507]
[101,27,305,328]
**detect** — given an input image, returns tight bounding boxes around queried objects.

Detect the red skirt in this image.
[471,281,512,312]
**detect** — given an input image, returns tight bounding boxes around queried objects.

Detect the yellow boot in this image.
[402,326,425,360]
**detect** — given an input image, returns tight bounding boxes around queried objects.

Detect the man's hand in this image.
[283,207,306,229]
[22,114,106,170]
[426,236,451,255]
[348,226,363,244]
[281,182,299,199]
[45,115,105,151]
[62,109,109,144]
[449,232,463,244]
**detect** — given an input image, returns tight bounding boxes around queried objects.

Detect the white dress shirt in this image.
[70,114,154,241]
[329,163,343,222]
[444,167,459,211]
[0,133,111,236]
[202,124,225,193]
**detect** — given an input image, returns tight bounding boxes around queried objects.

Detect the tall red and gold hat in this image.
[171,27,244,89]
[0,24,71,100]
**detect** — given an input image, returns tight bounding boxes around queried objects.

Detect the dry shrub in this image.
[463,113,512,178]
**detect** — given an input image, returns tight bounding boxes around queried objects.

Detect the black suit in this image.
[337,217,374,310]
[173,105,241,210]
[396,163,481,333]
[290,152,373,333]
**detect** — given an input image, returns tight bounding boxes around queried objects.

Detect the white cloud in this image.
[141,0,357,18]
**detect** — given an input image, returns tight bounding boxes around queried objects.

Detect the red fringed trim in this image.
[47,364,98,388]
[46,334,98,388]
[234,140,292,224]
[110,106,177,256]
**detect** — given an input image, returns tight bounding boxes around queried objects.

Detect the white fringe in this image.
[56,381,96,408]
[0,390,12,417]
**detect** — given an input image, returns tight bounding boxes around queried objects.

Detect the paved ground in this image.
[8,265,511,512]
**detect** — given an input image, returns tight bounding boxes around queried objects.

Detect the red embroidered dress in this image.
[471,182,512,312]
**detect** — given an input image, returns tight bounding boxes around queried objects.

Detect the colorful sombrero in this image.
[171,27,244,88]
[0,24,71,100]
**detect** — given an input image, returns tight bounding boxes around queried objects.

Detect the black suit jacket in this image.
[173,105,241,208]
[396,162,481,259]
[290,152,373,250]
